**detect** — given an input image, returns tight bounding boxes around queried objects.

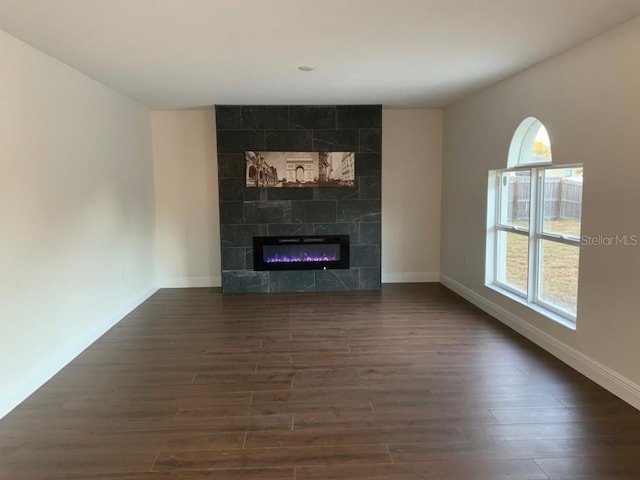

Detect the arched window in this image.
[508,117,553,167]
[486,118,583,325]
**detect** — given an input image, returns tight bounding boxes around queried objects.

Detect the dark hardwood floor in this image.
[1,283,639,479]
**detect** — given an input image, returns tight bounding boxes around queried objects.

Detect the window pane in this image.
[530,124,552,162]
[539,240,580,316]
[498,171,531,229]
[542,167,583,238]
[497,231,528,294]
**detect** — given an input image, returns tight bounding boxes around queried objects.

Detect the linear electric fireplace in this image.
[253,235,349,271]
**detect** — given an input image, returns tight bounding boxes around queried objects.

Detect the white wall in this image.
[0,31,157,418]
[151,108,441,287]
[152,110,221,287]
[382,109,442,282]
[441,17,640,407]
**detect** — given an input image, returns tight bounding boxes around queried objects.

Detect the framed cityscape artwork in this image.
[245,151,355,187]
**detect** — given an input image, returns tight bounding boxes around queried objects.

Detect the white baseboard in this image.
[0,285,158,420]
[382,272,440,283]
[158,276,222,288]
[440,274,640,411]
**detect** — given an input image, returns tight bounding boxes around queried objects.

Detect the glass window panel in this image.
[497,231,529,294]
[498,171,531,229]
[539,240,580,316]
[530,124,552,162]
[542,167,583,238]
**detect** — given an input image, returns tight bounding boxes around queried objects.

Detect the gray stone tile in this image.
[312,130,359,152]
[219,178,261,202]
[351,245,381,267]
[220,201,245,224]
[315,269,359,291]
[222,271,268,293]
[269,271,316,292]
[355,153,381,176]
[217,130,265,153]
[359,176,381,200]
[222,247,246,270]
[289,106,336,129]
[221,224,268,248]
[292,201,336,223]
[314,180,359,200]
[244,201,291,224]
[214,104,383,294]
[215,106,241,130]
[359,129,382,153]
[359,223,381,245]
[245,248,254,270]
[337,200,381,223]
[218,153,244,178]
[314,223,359,244]
[268,223,315,237]
[242,106,288,130]
[359,267,382,290]
[336,105,382,129]
[266,130,312,151]
[267,188,314,201]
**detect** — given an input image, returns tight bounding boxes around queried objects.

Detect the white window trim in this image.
[486,283,577,331]
[486,162,582,327]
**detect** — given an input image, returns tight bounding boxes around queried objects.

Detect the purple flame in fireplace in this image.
[265,252,339,263]
[263,244,340,264]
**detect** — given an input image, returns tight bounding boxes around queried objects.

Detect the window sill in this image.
[486,284,577,331]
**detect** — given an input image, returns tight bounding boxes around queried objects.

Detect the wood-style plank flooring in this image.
[1,283,640,479]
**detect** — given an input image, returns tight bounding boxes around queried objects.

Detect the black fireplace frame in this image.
[253,235,350,271]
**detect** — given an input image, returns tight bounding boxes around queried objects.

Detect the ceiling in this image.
[1,0,639,109]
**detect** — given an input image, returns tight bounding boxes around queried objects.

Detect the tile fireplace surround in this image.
[215,105,381,293]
